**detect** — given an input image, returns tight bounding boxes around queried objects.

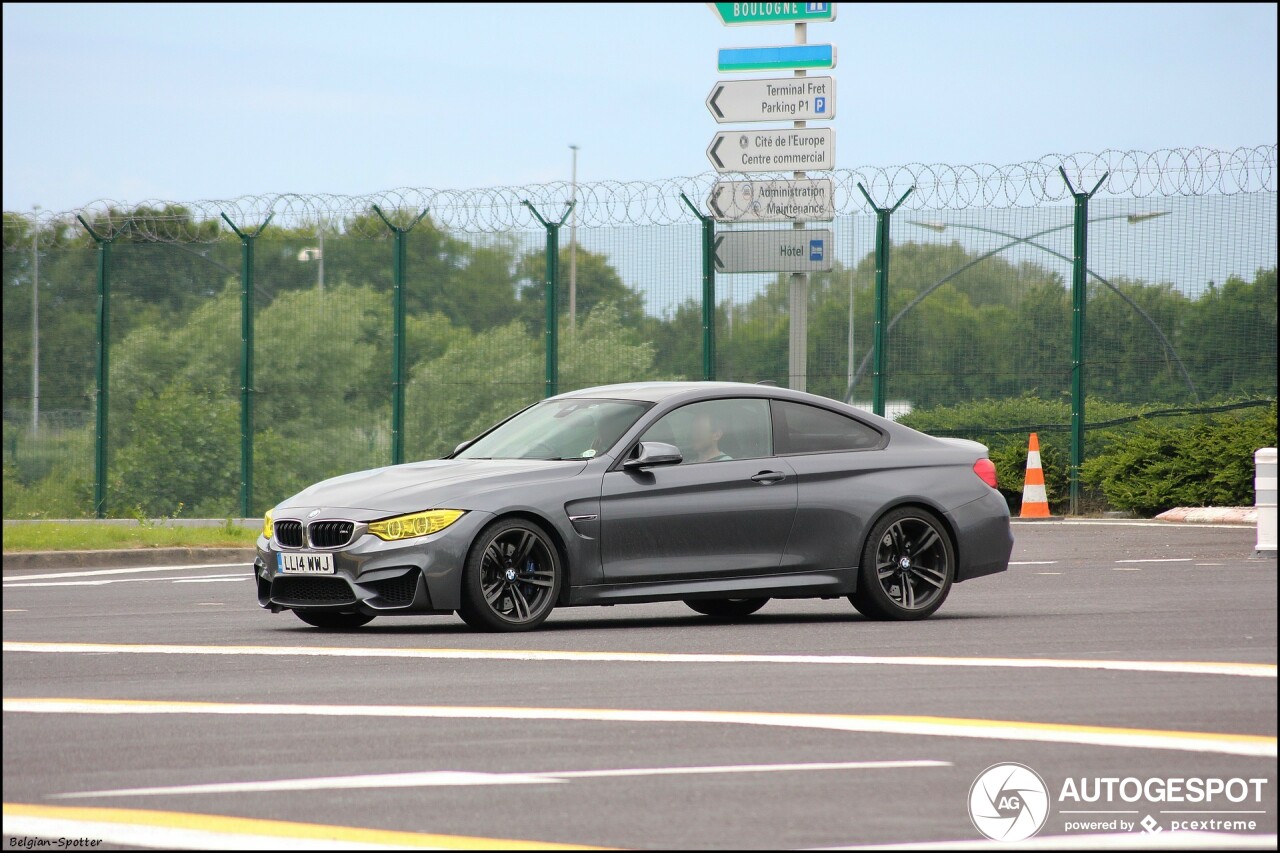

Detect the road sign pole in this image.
[789,20,808,392]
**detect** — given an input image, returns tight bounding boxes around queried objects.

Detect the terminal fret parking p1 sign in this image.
[708,2,837,25]
[707,76,835,123]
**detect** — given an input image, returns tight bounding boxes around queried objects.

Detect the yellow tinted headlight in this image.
[368,509,465,541]
[263,509,274,539]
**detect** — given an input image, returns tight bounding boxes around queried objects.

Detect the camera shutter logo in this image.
[969,763,1050,841]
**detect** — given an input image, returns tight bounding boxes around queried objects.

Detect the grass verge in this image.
[2,521,258,552]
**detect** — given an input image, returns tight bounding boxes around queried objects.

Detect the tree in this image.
[514,244,646,333]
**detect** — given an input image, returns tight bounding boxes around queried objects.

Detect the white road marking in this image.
[813,830,1279,850]
[6,642,1272,679]
[6,698,1274,758]
[7,640,1269,676]
[1010,561,1059,565]
[1011,520,1248,529]
[171,578,248,584]
[1,563,251,581]
[58,760,949,798]
[3,609,27,612]
[2,802,594,850]
[1115,558,1193,563]
[4,573,248,588]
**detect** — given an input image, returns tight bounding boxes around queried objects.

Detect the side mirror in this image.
[623,441,683,470]
[452,439,474,456]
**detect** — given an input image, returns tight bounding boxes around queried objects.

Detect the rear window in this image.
[772,400,884,455]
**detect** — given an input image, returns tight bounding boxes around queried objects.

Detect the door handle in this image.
[751,471,786,484]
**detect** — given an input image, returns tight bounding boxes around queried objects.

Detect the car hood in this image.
[277,458,587,515]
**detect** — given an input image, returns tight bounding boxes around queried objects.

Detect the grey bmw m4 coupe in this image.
[255,382,1012,632]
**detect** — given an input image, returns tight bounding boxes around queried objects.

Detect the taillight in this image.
[973,458,998,489]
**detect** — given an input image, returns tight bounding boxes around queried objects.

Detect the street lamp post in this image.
[569,144,579,335]
[902,213,1189,399]
[884,208,1188,515]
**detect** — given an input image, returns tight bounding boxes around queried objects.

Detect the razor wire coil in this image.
[5,145,1275,244]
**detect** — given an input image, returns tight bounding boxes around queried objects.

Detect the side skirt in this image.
[566,568,858,607]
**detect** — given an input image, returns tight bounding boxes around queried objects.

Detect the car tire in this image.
[849,506,955,621]
[292,609,376,629]
[683,598,769,619]
[459,518,562,632]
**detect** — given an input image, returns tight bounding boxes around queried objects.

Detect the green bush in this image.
[1082,403,1277,515]
[896,396,1275,516]
[898,395,1146,512]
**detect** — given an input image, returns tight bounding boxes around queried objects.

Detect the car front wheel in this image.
[459,518,562,632]
[849,507,954,621]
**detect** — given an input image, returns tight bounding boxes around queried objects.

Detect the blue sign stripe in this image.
[718,44,835,71]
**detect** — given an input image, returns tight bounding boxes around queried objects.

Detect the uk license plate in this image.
[278,552,335,574]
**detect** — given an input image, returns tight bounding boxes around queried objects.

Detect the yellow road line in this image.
[5,698,1274,758]
[2,802,607,850]
[4,641,1274,678]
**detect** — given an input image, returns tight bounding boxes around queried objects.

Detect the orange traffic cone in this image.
[1019,433,1053,518]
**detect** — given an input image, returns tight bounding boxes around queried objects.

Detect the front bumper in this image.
[255,509,494,615]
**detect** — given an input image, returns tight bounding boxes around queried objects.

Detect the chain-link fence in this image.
[3,146,1275,518]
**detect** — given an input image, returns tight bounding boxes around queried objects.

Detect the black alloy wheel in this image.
[460,518,562,632]
[850,507,955,621]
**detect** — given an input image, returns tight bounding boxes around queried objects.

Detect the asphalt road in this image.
[3,521,1276,850]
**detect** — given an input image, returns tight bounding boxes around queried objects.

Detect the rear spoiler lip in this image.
[936,436,990,456]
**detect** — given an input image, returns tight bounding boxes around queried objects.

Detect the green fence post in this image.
[680,194,716,381]
[1059,168,1109,516]
[522,201,573,398]
[76,215,125,518]
[371,206,429,465]
[856,184,914,417]
[220,212,273,518]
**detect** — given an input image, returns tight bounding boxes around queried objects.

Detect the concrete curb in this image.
[2,547,256,571]
[1155,507,1257,524]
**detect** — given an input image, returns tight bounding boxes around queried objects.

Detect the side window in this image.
[772,400,884,455]
[639,398,772,464]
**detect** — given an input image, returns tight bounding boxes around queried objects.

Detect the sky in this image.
[2,2,1276,215]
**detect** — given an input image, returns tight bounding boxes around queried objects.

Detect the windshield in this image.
[456,399,649,461]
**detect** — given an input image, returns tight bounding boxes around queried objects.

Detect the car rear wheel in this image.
[459,518,562,632]
[849,507,954,621]
[683,598,769,619]
[292,609,376,629]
